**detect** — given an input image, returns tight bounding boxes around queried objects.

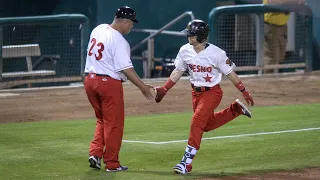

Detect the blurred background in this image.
[0,0,319,89]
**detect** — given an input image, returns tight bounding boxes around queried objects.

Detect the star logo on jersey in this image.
[203,73,212,82]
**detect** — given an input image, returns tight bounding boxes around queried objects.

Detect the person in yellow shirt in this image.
[263,0,305,73]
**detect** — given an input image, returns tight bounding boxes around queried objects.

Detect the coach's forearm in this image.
[122,68,146,90]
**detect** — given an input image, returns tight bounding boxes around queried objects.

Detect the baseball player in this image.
[84,6,154,172]
[155,19,254,174]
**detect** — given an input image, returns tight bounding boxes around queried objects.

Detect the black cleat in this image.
[236,99,252,118]
[106,165,128,172]
[89,156,101,169]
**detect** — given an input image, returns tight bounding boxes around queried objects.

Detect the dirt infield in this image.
[1,72,320,179]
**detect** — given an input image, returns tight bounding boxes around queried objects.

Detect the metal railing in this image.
[208,4,313,74]
[0,14,90,89]
[131,11,195,78]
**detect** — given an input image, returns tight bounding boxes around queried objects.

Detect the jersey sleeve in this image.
[216,50,236,75]
[114,40,133,72]
[174,51,187,71]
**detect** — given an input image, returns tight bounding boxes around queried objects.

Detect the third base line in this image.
[122,127,320,145]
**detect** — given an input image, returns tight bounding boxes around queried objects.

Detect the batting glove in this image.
[236,81,254,106]
[242,90,254,106]
[155,87,168,103]
[155,78,176,103]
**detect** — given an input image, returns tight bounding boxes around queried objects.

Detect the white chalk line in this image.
[122,127,320,145]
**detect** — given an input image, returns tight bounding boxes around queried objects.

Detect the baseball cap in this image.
[115,6,138,23]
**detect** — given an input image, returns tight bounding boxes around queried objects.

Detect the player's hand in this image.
[141,84,154,100]
[155,86,168,103]
[242,90,254,106]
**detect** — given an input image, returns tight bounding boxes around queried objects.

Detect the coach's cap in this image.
[115,6,138,23]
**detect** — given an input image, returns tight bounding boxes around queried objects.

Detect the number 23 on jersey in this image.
[88,38,105,60]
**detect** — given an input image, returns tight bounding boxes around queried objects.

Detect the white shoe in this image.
[173,163,189,174]
[236,99,252,118]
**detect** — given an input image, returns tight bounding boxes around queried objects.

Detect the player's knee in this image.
[190,118,206,130]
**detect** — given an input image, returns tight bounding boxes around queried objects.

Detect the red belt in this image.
[191,84,220,92]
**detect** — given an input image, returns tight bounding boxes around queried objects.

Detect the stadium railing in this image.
[0,14,90,89]
[208,4,313,75]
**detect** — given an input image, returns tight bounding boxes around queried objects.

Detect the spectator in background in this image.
[263,0,305,73]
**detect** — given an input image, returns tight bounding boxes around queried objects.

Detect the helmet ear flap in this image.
[196,30,209,43]
[196,36,206,43]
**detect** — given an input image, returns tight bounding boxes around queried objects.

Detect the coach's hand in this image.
[155,86,168,103]
[242,90,254,106]
[141,84,155,100]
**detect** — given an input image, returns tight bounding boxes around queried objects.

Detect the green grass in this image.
[0,104,320,180]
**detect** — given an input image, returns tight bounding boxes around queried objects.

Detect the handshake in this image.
[153,86,168,103]
[141,79,176,103]
[140,84,168,103]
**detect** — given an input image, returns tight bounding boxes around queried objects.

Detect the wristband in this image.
[235,81,246,92]
[164,78,176,90]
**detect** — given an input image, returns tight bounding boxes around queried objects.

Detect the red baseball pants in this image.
[188,85,242,150]
[84,75,124,169]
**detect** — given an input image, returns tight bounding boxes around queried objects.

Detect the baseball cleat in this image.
[236,99,252,118]
[89,156,101,169]
[106,165,128,172]
[173,163,189,174]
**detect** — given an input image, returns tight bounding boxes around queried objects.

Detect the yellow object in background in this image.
[263,0,290,26]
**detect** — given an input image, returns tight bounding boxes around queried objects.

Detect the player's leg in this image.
[204,99,251,132]
[188,89,223,149]
[84,76,104,169]
[264,23,277,73]
[174,89,223,174]
[96,77,126,171]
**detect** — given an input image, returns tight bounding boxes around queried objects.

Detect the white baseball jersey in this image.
[174,43,235,87]
[84,24,133,82]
